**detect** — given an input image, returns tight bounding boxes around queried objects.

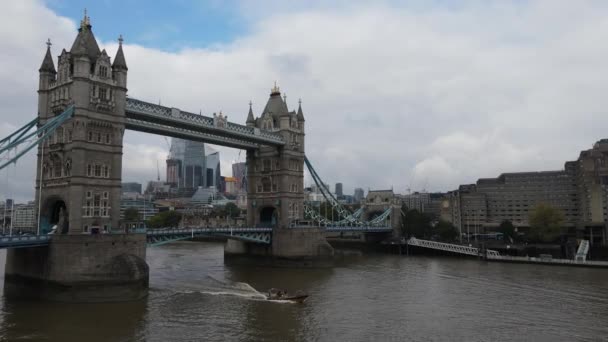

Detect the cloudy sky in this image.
[1,0,608,202]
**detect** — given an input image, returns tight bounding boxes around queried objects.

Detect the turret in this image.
[246,101,255,127]
[296,98,305,130]
[38,39,56,91]
[70,11,100,78]
[112,35,128,89]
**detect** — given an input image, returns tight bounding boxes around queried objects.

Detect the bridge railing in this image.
[145,227,273,236]
[407,237,500,257]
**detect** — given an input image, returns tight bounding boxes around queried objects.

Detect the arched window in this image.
[262,177,271,192]
[53,158,62,178]
[56,127,63,144]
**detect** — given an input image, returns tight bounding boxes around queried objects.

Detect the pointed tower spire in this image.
[297,98,305,122]
[39,38,56,73]
[112,34,128,70]
[246,100,255,125]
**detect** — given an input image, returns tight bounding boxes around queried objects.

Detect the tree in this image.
[434,220,459,241]
[124,207,140,221]
[224,202,240,218]
[401,206,432,238]
[528,203,565,243]
[147,210,182,228]
[499,220,516,242]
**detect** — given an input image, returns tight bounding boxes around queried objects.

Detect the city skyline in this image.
[2,1,608,201]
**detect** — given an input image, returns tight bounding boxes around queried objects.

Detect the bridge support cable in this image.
[304,157,363,225]
[304,156,390,227]
[0,106,74,171]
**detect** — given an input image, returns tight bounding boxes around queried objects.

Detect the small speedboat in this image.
[267,288,309,303]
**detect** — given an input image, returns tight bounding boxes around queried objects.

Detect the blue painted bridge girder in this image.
[125,98,285,150]
[0,226,391,249]
[146,227,273,246]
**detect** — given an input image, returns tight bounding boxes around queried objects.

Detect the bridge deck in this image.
[125,98,285,149]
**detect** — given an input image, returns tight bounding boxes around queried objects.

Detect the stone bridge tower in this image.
[245,84,305,229]
[5,14,148,302]
[35,14,127,234]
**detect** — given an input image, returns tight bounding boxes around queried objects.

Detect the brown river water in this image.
[0,241,607,341]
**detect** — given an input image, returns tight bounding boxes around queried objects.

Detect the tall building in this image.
[205,150,221,188]
[353,188,365,203]
[335,183,343,197]
[232,162,246,191]
[166,138,206,190]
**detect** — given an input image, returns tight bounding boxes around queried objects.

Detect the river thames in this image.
[0,241,607,341]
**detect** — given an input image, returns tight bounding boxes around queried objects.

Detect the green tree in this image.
[147,210,182,228]
[401,206,432,238]
[224,202,240,218]
[528,203,565,242]
[434,220,459,241]
[124,207,140,221]
[499,220,516,242]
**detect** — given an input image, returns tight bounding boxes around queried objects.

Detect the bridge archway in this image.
[43,196,68,234]
[259,206,277,227]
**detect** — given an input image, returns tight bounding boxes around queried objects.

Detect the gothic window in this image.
[84,201,91,217]
[103,191,109,199]
[87,164,92,177]
[262,177,271,192]
[86,191,92,198]
[65,159,71,176]
[263,159,271,172]
[56,128,63,144]
[99,66,108,78]
[96,132,101,143]
[67,130,73,142]
[88,131,93,142]
[105,133,111,144]
[103,165,109,178]
[93,194,101,217]
[102,200,108,216]
[94,164,101,177]
[99,87,107,100]
[53,158,62,178]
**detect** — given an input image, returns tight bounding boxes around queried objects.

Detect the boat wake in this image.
[172,276,294,303]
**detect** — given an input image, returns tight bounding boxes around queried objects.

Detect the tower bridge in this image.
[0,15,396,301]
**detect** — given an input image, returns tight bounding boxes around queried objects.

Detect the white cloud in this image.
[2,0,608,201]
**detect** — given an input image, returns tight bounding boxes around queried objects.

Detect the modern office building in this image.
[335,183,343,197]
[205,150,221,188]
[353,188,365,203]
[232,162,246,191]
[121,182,142,194]
[12,203,36,232]
[120,195,159,221]
[166,138,206,189]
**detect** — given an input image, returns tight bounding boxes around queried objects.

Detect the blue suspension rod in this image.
[0,118,37,146]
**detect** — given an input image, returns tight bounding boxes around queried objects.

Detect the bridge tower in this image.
[5,14,148,301]
[232,85,333,263]
[245,84,305,229]
[35,14,127,234]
